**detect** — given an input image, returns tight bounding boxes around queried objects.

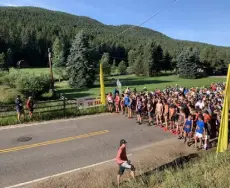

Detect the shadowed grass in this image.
[120,151,230,188]
[10,68,226,99]
[56,75,225,98]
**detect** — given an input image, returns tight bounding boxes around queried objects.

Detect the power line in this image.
[72,0,180,62]
[87,0,180,54]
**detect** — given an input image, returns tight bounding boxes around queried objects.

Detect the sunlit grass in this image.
[9,68,226,99]
[56,75,225,99]
[119,151,230,188]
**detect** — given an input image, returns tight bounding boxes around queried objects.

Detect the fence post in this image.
[63,97,66,117]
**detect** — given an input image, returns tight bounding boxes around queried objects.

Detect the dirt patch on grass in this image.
[21,138,197,188]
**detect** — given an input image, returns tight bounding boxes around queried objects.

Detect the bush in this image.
[2,68,21,88]
[0,86,22,104]
[0,71,9,84]
[3,68,50,97]
[16,73,50,97]
[39,92,55,100]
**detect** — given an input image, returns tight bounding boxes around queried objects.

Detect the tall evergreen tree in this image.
[133,44,144,75]
[100,53,111,76]
[52,37,66,82]
[155,45,163,72]
[52,37,65,67]
[66,30,95,88]
[177,47,201,79]
[133,56,144,76]
[128,50,136,68]
[118,60,127,75]
[162,50,173,72]
[111,59,117,75]
[6,48,13,67]
[143,42,163,76]
[0,52,7,71]
[143,41,155,76]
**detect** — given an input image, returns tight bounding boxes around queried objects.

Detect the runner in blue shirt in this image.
[194,115,205,149]
[124,94,130,116]
[182,114,193,143]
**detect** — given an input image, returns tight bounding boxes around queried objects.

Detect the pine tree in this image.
[143,42,155,76]
[52,37,66,82]
[155,45,163,73]
[52,37,65,67]
[0,52,7,71]
[100,53,111,76]
[177,47,201,79]
[66,30,95,88]
[133,56,144,76]
[118,60,127,75]
[111,59,117,75]
[132,44,144,75]
[6,48,13,67]
[162,51,173,72]
[128,50,136,68]
[142,41,163,76]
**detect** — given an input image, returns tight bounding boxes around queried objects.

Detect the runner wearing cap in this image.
[116,139,135,186]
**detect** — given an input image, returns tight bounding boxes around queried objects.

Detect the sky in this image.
[0,0,230,47]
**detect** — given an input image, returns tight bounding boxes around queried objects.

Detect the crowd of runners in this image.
[108,83,227,150]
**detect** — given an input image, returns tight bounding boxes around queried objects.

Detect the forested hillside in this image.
[0,6,229,69]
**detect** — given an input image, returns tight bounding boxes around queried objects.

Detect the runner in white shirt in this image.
[195,99,204,109]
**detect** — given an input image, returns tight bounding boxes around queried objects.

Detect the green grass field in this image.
[15,67,50,74]
[11,68,226,99]
[10,68,59,79]
[56,75,226,99]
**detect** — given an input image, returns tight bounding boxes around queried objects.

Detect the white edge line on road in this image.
[0,113,113,131]
[5,154,132,188]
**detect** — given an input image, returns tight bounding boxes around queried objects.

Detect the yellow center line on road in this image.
[0,130,109,154]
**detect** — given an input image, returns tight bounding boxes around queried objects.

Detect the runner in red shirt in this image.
[116,139,135,186]
[26,96,34,119]
[115,93,120,113]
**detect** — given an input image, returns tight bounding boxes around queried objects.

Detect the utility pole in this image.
[48,48,54,93]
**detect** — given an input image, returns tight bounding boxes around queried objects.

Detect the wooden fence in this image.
[0,97,103,120]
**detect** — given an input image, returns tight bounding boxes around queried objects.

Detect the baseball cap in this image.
[120,139,127,145]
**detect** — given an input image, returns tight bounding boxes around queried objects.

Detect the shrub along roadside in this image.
[2,68,50,99]
[0,106,107,126]
[0,86,22,104]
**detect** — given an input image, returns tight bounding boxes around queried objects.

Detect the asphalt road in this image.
[0,113,174,188]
